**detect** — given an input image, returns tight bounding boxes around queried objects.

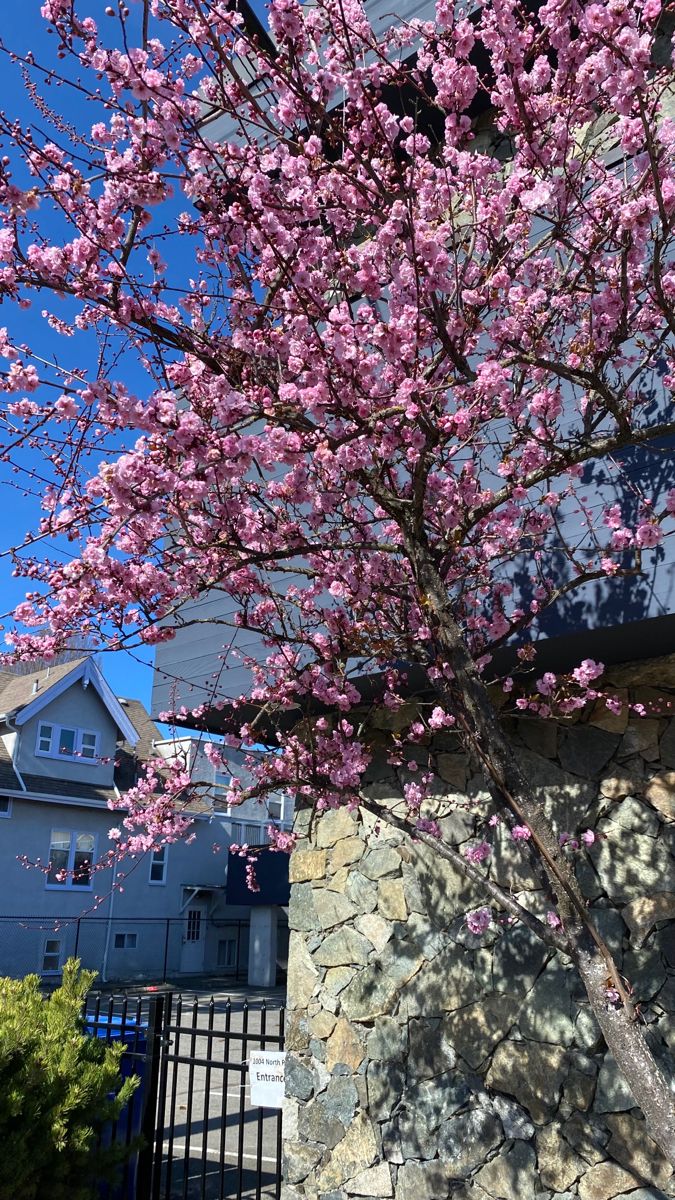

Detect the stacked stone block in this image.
[283,667,675,1200]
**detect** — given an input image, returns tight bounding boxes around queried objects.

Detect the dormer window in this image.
[36,722,99,762]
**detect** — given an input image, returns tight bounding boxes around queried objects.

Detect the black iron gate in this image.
[86,991,286,1200]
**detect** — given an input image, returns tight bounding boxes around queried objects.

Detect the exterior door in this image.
[180,902,208,973]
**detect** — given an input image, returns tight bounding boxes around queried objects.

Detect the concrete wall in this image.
[283,663,675,1199]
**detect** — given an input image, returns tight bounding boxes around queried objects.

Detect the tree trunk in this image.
[408,540,675,1165]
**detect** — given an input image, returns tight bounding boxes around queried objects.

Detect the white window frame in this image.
[35,722,100,763]
[113,932,138,950]
[148,844,168,885]
[0,796,12,818]
[41,936,62,975]
[45,830,97,891]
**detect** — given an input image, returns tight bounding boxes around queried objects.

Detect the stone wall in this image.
[282,670,675,1200]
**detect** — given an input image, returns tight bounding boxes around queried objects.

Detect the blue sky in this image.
[0,3,156,705]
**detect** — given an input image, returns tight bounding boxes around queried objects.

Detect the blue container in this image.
[84,1013,148,1200]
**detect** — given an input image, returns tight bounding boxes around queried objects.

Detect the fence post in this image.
[74,917,81,959]
[162,919,170,982]
[135,993,165,1200]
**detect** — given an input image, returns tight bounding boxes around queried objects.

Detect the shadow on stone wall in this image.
[283,690,675,1200]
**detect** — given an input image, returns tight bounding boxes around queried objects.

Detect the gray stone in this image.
[594,1054,635,1113]
[407,1072,471,1129]
[315,807,358,847]
[588,823,673,903]
[355,913,392,953]
[609,795,660,838]
[516,747,595,831]
[414,841,479,922]
[331,836,365,870]
[283,1142,322,1185]
[316,1114,378,1192]
[340,965,399,1021]
[474,1140,537,1200]
[578,1162,645,1200]
[288,883,319,932]
[326,1018,365,1072]
[517,718,558,759]
[574,1006,603,1052]
[599,770,645,799]
[489,818,543,891]
[623,893,675,947]
[490,1094,535,1140]
[437,1108,502,1178]
[400,947,481,1017]
[399,864,426,915]
[367,1016,406,1062]
[377,938,424,988]
[381,1110,436,1163]
[644,771,675,820]
[588,905,627,962]
[443,993,520,1068]
[344,1162,393,1197]
[314,889,358,930]
[660,718,675,768]
[313,928,372,967]
[407,1016,457,1078]
[398,910,447,958]
[297,1100,345,1149]
[562,1112,608,1165]
[486,1039,568,1122]
[519,961,576,1046]
[536,1123,586,1192]
[285,1056,314,1101]
[605,1111,674,1192]
[492,924,550,994]
[612,1192,675,1200]
[365,1060,405,1116]
[437,810,474,844]
[287,933,319,1010]
[558,726,620,779]
[322,1075,358,1126]
[396,1160,457,1200]
[345,871,379,912]
[360,847,401,879]
[620,720,661,757]
[322,966,357,999]
[623,948,668,1001]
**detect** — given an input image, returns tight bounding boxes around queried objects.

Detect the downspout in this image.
[101,850,117,984]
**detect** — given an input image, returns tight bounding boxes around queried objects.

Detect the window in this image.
[113,932,138,950]
[186,909,202,942]
[36,723,99,763]
[41,937,61,974]
[218,937,237,968]
[268,797,284,821]
[149,845,168,884]
[46,830,95,889]
[0,797,11,817]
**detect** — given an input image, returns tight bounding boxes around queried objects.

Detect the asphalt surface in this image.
[113,983,287,1200]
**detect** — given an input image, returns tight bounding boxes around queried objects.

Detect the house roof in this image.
[0,658,87,714]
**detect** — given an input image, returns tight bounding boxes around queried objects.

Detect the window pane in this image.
[42,939,60,972]
[57,728,76,756]
[47,832,70,885]
[38,724,53,752]
[81,732,97,759]
[73,837,94,887]
[114,933,124,949]
[150,862,164,881]
[128,933,137,949]
[0,797,10,815]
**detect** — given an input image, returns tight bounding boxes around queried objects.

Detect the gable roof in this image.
[0,657,139,746]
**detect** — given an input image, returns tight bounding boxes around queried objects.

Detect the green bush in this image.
[0,958,140,1200]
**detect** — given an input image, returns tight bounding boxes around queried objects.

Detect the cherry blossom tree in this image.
[1,0,675,1160]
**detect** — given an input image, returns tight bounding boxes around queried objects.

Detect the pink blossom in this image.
[463,840,491,864]
[466,907,492,936]
[511,825,532,841]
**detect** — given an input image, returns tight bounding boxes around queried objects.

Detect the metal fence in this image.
[85,991,286,1200]
[0,915,251,983]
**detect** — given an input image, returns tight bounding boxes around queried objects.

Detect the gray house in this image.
[0,655,288,985]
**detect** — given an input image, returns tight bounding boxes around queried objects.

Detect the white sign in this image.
[249,1050,286,1108]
